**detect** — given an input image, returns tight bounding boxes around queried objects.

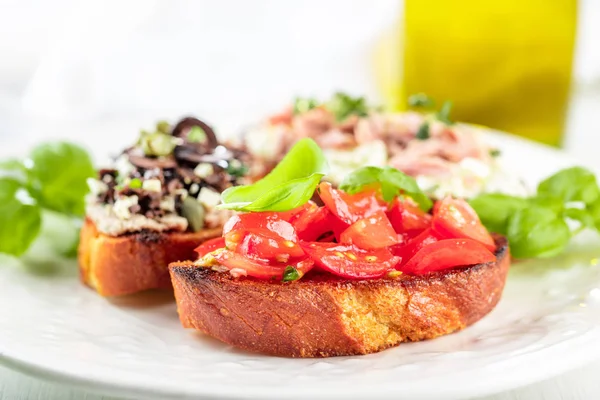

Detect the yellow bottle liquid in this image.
[376,1,578,146]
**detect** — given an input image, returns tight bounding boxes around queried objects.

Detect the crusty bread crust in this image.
[78,219,221,297]
[169,236,510,357]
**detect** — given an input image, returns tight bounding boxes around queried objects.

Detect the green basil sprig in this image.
[339,166,432,211]
[470,166,600,259]
[218,138,328,212]
[0,142,95,256]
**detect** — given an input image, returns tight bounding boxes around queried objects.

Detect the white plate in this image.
[1,131,600,400]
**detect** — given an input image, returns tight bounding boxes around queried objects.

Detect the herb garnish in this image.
[408,93,435,108]
[218,138,328,212]
[436,101,454,125]
[292,92,373,122]
[470,167,600,258]
[293,97,319,115]
[282,266,301,281]
[0,142,95,256]
[339,166,432,211]
[415,122,430,140]
[327,92,370,122]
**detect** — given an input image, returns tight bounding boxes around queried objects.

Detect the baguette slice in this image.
[169,236,509,357]
[78,219,221,297]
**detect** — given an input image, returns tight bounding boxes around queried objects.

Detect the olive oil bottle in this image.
[376,0,578,146]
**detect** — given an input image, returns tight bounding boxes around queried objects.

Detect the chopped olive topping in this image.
[188,126,208,143]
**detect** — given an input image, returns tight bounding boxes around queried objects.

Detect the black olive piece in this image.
[171,117,218,148]
[126,152,178,169]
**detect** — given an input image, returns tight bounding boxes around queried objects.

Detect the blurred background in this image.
[0,0,599,162]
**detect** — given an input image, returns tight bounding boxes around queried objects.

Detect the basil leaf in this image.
[415,122,430,140]
[528,195,564,214]
[339,166,432,211]
[293,97,319,115]
[25,142,96,216]
[563,208,595,229]
[282,266,301,282]
[469,193,528,234]
[436,101,454,125]
[219,174,323,212]
[0,178,42,256]
[590,200,600,232]
[537,167,600,206]
[219,138,328,211]
[327,92,369,122]
[408,93,435,108]
[507,207,571,258]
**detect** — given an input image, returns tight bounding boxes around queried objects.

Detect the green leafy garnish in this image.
[187,126,207,143]
[218,138,328,212]
[339,166,432,211]
[507,207,571,258]
[26,142,96,216]
[469,194,528,234]
[408,93,435,108]
[0,142,94,257]
[415,122,430,140]
[489,149,501,157]
[538,167,600,206]
[436,100,454,125]
[327,92,369,122]
[470,166,600,259]
[0,179,42,256]
[282,266,301,282]
[293,97,319,115]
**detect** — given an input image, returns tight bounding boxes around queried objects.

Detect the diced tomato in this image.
[213,249,314,280]
[292,205,332,241]
[267,108,293,126]
[226,229,305,263]
[318,182,385,225]
[432,197,496,251]
[340,210,399,249]
[387,197,432,237]
[223,213,298,242]
[194,237,226,258]
[390,228,440,267]
[399,238,496,275]
[300,242,400,279]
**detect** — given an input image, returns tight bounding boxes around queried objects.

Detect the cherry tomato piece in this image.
[387,197,432,237]
[213,249,314,280]
[223,213,298,242]
[340,210,399,249]
[399,238,496,275]
[194,237,226,258]
[432,197,496,251]
[390,228,440,266]
[300,242,400,279]
[318,182,385,225]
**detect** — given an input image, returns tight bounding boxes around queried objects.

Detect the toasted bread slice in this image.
[78,219,221,297]
[169,236,509,357]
